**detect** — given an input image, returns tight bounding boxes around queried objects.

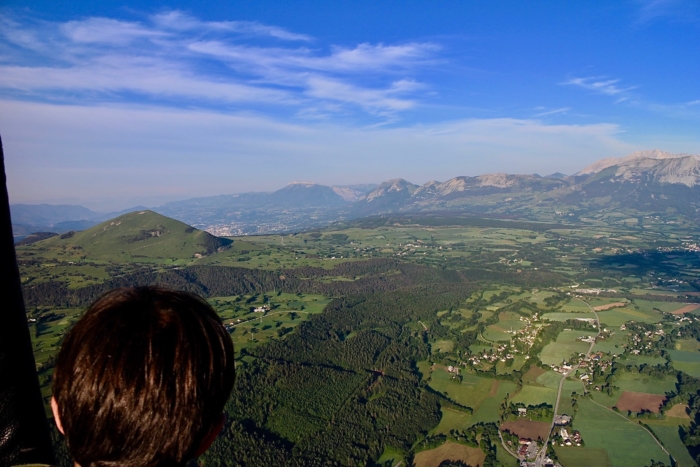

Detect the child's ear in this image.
[51,397,65,434]
[194,413,225,457]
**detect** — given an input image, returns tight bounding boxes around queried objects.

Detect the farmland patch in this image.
[614,391,665,413]
[414,442,486,467]
[500,419,550,441]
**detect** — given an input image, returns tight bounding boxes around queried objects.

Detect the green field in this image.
[574,398,671,467]
[213,293,330,354]
[539,330,595,365]
[668,348,700,377]
[468,380,518,425]
[541,311,595,322]
[554,447,613,467]
[535,370,564,389]
[429,369,495,410]
[613,372,677,395]
[430,408,472,435]
[645,422,696,467]
[595,307,662,327]
[510,384,557,406]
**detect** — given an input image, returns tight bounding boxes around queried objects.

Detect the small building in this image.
[518,407,528,417]
[253,305,271,313]
[554,414,571,425]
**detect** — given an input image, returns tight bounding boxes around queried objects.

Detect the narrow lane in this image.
[533,298,601,466]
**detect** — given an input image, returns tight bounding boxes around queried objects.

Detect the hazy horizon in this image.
[1,1,698,210]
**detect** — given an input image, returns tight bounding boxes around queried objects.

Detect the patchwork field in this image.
[414,442,486,467]
[20,213,700,467]
[614,391,666,413]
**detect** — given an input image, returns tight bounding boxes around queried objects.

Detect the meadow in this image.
[572,398,671,467]
[539,330,595,366]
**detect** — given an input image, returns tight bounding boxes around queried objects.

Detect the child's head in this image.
[51,287,235,467]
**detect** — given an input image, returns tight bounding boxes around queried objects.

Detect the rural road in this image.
[497,429,521,459]
[532,298,601,466]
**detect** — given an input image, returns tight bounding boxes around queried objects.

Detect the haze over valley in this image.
[12,150,700,239]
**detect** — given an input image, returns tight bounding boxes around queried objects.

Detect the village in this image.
[467,314,541,369]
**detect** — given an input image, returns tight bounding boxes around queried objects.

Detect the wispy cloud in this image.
[561,76,637,96]
[0,10,435,118]
[533,107,570,117]
[151,11,313,41]
[635,0,699,25]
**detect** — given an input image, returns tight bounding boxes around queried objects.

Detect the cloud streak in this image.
[561,77,637,96]
[0,10,435,118]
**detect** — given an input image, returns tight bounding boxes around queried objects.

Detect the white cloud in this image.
[561,77,637,96]
[0,10,435,118]
[151,11,313,41]
[533,107,570,117]
[61,17,168,45]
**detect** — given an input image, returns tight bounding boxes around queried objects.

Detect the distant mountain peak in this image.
[366,179,419,202]
[577,149,700,175]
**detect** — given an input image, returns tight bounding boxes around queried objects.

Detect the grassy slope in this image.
[22,210,230,262]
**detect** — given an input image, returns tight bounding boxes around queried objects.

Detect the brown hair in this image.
[53,287,235,467]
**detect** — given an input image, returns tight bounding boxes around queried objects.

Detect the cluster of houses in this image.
[576,334,596,343]
[467,316,541,368]
[468,345,517,366]
[516,439,537,458]
[627,325,666,353]
[557,427,582,446]
[253,305,270,313]
[573,288,617,295]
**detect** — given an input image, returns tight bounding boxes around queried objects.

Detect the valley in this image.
[18,204,700,467]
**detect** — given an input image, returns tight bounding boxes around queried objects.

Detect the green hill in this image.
[27,210,232,262]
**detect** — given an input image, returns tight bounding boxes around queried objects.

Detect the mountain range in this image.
[12,150,700,239]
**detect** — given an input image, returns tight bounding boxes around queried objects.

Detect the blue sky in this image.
[0,0,698,210]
